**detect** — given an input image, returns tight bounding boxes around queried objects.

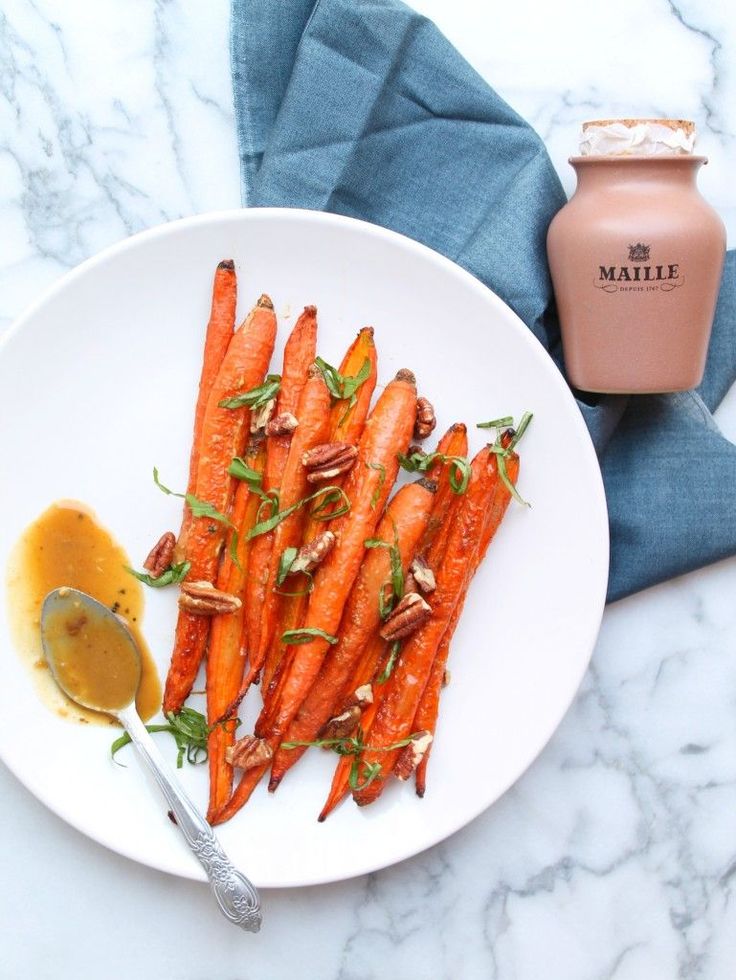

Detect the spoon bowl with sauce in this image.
[41,587,262,932]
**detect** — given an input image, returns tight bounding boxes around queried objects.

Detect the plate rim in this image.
[0,207,609,886]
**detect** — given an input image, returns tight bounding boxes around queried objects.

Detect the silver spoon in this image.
[41,587,262,932]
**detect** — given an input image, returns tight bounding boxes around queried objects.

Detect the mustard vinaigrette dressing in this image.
[7,501,160,724]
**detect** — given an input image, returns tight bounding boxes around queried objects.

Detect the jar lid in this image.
[579,118,696,156]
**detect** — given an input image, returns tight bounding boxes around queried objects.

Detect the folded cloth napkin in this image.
[231,0,736,601]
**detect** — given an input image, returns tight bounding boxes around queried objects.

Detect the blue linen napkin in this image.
[231,0,736,601]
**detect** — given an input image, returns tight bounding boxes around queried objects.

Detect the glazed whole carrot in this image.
[163,294,277,714]
[274,328,377,651]
[352,446,503,807]
[175,260,237,563]
[205,435,266,820]
[242,307,318,668]
[268,477,437,790]
[413,442,518,796]
[252,364,332,686]
[256,368,418,741]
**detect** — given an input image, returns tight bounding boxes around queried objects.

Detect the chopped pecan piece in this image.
[414,396,437,440]
[394,731,433,780]
[344,683,374,709]
[302,442,358,482]
[290,530,336,575]
[265,412,298,437]
[250,397,276,433]
[143,531,176,578]
[353,684,374,707]
[409,555,436,594]
[379,592,431,642]
[178,581,241,615]
[320,705,361,742]
[225,734,273,771]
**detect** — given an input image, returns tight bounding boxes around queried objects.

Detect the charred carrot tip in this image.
[359,326,375,337]
[452,422,467,434]
[395,368,416,384]
[257,293,274,309]
[267,776,280,793]
[217,259,235,271]
[416,477,438,493]
[303,304,317,315]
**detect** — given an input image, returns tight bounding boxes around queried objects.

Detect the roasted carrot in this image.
[254,364,332,688]
[163,294,277,714]
[275,328,377,645]
[256,369,418,742]
[414,444,518,796]
[175,260,237,563]
[268,478,436,790]
[206,435,266,820]
[351,446,503,806]
[242,307,317,669]
[417,423,468,557]
[209,753,269,825]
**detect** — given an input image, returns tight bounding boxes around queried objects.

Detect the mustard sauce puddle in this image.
[7,501,161,724]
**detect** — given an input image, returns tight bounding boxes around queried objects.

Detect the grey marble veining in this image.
[1,1,735,978]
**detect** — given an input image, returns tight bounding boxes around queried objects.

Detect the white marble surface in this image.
[1,1,735,977]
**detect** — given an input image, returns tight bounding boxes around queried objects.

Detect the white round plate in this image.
[0,209,608,887]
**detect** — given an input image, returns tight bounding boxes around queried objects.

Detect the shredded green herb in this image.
[126,561,190,589]
[153,468,234,528]
[276,546,299,586]
[476,415,514,430]
[219,374,281,411]
[367,461,386,509]
[314,356,372,425]
[247,485,350,539]
[281,627,338,646]
[482,411,533,506]
[397,451,471,495]
[377,640,402,684]
[110,708,238,769]
[365,521,404,618]
[281,727,423,791]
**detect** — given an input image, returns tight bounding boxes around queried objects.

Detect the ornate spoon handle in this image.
[118,704,262,932]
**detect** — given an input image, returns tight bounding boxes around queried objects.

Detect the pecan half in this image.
[178,581,242,615]
[225,734,273,771]
[290,530,336,575]
[379,592,431,642]
[250,397,276,433]
[302,442,358,482]
[394,731,433,780]
[320,705,361,742]
[414,396,437,440]
[143,531,176,578]
[409,555,436,594]
[265,412,298,437]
